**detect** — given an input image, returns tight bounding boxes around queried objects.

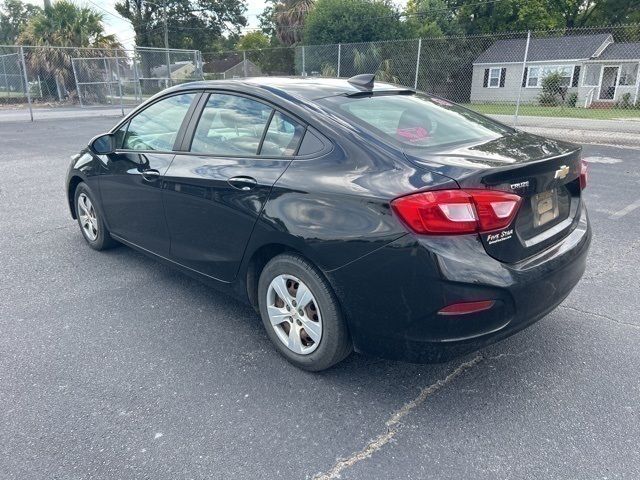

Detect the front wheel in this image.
[258,253,352,371]
[74,182,118,251]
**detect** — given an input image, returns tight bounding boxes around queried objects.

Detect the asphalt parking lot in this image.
[1,117,639,479]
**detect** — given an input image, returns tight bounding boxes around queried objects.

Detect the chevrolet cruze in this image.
[66,75,591,371]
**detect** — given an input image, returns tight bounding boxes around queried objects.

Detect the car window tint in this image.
[320,93,511,150]
[297,129,326,156]
[122,93,195,151]
[259,111,305,156]
[191,94,273,155]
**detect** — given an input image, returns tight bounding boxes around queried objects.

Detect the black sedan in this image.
[66,75,591,371]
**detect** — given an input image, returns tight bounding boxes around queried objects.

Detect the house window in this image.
[488,67,501,88]
[583,65,601,86]
[619,64,638,86]
[527,67,540,87]
[526,65,574,88]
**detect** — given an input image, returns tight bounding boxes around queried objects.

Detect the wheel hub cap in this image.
[266,274,322,355]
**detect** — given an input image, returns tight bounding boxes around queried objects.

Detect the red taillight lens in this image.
[391,189,522,235]
[580,160,588,190]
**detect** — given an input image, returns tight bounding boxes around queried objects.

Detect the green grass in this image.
[463,103,640,120]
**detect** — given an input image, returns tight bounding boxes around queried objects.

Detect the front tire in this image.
[74,182,117,251]
[258,253,352,371]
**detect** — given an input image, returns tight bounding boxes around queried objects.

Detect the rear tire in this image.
[74,182,118,251]
[258,253,352,371]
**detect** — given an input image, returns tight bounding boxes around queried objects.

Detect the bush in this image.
[616,93,633,109]
[567,92,578,107]
[538,71,567,106]
[539,92,560,106]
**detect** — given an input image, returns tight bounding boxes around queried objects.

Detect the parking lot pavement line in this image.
[312,354,484,480]
[609,198,640,219]
[560,304,640,331]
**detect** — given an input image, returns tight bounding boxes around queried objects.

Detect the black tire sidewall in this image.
[74,182,110,250]
[258,253,351,371]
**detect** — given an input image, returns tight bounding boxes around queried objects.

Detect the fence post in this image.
[104,57,114,104]
[165,48,171,88]
[514,30,531,127]
[19,46,33,122]
[70,56,83,108]
[114,51,124,116]
[243,50,247,77]
[337,44,341,78]
[414,38,422,90]
[1,54,7,99]
[302,46,306,76]
[133,51,141,103]
[634,60,640,105]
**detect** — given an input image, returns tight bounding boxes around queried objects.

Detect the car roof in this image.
[169,76,408,101]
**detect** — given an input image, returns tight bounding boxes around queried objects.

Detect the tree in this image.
[114,0,247,52]
[236,31,270,51]
[303,0,405,45]
[405,0,463,38]
[0,0,41,44]
[259,0,314,47]
[19,1,123,101]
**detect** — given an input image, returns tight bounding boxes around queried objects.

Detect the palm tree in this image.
[19,0,123,102]
[274,0,314,46]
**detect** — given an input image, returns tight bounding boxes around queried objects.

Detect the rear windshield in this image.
[319,92,512,150]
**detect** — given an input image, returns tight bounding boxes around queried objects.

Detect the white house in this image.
[470,34,640,107]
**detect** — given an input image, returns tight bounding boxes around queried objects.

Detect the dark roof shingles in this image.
[474,33,612,64]
[597,42,640,60]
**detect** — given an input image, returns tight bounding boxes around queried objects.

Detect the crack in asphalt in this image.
[560,304,640,330]
[312,354,484,480]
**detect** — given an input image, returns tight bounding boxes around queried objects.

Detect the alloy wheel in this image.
[78,192,98,241]
[266,274,322,355]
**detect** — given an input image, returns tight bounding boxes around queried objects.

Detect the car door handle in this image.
[228,176,257,191]
[141,169,160,181]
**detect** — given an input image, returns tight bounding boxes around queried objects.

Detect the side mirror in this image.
[89,133,115,155]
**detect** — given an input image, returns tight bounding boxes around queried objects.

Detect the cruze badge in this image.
[554,165,570,179]
[510,180,529,190]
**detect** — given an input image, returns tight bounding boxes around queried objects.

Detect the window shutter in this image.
[522,67,528,87]
[483,69,489,88]
[499,68,506,87]
[572,66,581,87]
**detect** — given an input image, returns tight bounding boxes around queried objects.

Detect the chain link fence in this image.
[0,45,203,120]
[2,25,640,127]
[202,25,640,130]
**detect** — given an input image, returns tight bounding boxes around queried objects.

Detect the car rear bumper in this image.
[326,202,591,363]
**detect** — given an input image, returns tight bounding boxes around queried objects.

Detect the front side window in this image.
[122,93,195,151]
[190,94,273,155]
[320,93,510,151]
[260,111,305,156]
[488,67,501,88]
[583,64,601,86]
[619,63,638,86]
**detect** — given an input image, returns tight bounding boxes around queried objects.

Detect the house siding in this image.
[471,62,581,104]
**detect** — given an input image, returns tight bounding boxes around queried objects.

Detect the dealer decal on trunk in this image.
[486,229,513,245]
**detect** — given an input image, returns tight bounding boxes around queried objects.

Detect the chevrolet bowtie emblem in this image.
[554,165,570,179]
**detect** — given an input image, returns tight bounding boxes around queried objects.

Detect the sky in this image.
[23,0,406,50]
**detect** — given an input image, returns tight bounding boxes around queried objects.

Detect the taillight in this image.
[391,189,522,235]
[580,160,588,190]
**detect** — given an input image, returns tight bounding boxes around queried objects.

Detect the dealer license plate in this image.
[532,189,559,227]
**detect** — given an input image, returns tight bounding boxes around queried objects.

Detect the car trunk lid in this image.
[403,131,584,263]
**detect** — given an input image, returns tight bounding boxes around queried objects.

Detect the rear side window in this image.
[320,93,511,150]
[260,111,305,156]
[122,93,195,151]
[191,94,273,155]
